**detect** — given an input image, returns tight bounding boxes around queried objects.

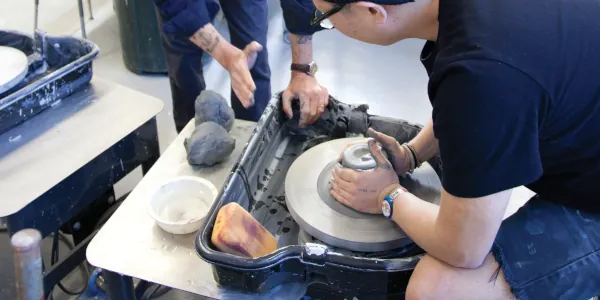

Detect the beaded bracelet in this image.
[402,143,422,172]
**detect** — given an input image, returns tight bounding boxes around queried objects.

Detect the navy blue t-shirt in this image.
[422,0,600,212]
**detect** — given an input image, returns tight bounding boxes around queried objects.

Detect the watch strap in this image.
[291,63,311,74]
[382,187,408,219]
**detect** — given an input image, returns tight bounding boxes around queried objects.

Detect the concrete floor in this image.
[0,0,533,299]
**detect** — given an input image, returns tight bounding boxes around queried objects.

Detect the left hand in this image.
[330,138,400,214]
[220,42,263,108]
[282,72,329,127]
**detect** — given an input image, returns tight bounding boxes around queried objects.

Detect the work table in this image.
[87,119,269,299]
[86,112,534,299]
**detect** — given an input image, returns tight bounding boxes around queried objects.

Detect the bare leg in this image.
[406,253,514,300]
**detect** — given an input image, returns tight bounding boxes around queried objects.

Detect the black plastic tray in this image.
[196,94,442,299]
[0,30,99,135]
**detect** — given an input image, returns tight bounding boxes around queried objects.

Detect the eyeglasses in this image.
[311,3,346,29]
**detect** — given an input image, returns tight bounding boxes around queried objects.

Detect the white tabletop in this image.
[0,78,164,217]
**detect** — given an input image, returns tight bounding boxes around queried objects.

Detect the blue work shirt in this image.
[153,0,323,38]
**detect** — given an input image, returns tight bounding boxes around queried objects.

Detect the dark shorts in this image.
[493,196,600,300]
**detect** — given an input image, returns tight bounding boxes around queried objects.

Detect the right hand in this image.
[331,138,400,214]
[282,72,329,127]
[368,128,413,175]
[338,128,413,175]
[221,42,263,108]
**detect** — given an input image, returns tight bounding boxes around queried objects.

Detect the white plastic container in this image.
[148,176,218,235]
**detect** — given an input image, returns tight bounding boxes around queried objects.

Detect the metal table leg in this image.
[140,118,160,175]
[87,0,94,20]
[34,0,40,31]
[77,0,87,39]
[103,270,136,300]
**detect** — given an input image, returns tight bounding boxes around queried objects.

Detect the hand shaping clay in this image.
[195,90,235,132]
[285,95,369,138]
[184,121,235,166]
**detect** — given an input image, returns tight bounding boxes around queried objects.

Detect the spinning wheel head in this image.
[285,138,442,252]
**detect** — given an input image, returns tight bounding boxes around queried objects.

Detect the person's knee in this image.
[406,255,449,300]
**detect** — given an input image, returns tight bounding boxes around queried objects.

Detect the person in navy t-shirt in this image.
[321,0,600,298]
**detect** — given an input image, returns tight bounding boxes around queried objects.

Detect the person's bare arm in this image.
[282,34,329,126]
[389,187,511,268]
[369,119,438,175]
[189,22,224,55]
[291,34,313,64]
[407,117,439,163]
[189,23,263,107]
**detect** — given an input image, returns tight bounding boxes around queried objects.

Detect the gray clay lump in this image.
[194,90,235,132]
[185,121,235,166]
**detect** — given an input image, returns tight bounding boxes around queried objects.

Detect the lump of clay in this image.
[195,90,235,132]
[185,121,235,166]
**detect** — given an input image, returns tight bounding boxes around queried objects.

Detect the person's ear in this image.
[354,1,388,24]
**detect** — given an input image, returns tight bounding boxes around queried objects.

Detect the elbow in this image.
[454,256,486,269]
[445,249,488,269]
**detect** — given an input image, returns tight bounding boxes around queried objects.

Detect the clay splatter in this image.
[8,135,22,143]
[254,201,265,210]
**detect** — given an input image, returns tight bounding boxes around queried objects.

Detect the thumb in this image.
[244,41,263,54]
[368,138,392,169]
[244,41,263,69]
[368,128,395,148]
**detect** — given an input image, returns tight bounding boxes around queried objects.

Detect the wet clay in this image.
[286,96,369,139]
[185,121,235,166]
[194,90,235,132]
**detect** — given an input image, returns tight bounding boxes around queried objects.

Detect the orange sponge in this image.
[211,202,277,258]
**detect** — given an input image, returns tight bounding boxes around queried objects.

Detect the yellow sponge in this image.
[211,202,277,258]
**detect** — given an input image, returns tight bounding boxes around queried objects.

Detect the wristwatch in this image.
[291,61,318,76]
[382,187,408,219]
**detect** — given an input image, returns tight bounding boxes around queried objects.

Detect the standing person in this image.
[153,0,331,132]
[320,0,600,299]
[280,0,330,127]
[154,0,270,132]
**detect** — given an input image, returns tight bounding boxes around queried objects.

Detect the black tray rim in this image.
[195,94,423,273]
[0,29,100,110]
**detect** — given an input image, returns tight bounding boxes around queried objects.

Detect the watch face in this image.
[382,201,391,217]
[309,62,318,75]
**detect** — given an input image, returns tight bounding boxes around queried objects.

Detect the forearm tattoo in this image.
[295,35,313,44]
[193,29,221,54]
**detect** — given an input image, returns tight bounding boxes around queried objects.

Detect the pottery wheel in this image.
[285,137,442,252]
[0,46,28,95]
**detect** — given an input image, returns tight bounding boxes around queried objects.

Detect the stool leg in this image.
[87,0,94,20]
[34,0,40,31]
[77,0,87,39]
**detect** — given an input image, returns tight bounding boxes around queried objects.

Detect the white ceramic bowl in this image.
[148,176,218,235]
